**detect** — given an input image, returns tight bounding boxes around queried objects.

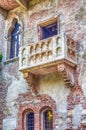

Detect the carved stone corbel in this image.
[57,63,75,87]
[23,72,39,94]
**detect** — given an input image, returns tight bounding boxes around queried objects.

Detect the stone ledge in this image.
[4,57,19,64]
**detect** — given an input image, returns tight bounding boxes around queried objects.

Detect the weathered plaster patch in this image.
[6,74,29,117]
[3,117,17,130]
[72,104,83,128]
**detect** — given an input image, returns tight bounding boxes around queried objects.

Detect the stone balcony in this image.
[19,34,77,93]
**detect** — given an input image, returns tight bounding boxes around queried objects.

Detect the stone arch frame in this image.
[6,14,23,60]
[22,108,34,130]
[17,94,57,130]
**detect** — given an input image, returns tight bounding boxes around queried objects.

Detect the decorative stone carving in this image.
[41,52,47,61]
[23,72,39,94]
[57,63,75,87]
[48,51,52,59]
[36,54,40,63]
[30,46,34,54]
[66,36,77,61]
[56,47,62,56]
[30,56,35,64]
[56,36,61,46]
[35,44,40,53]
[41,42,47,51]
[22,48,26,56]
[22,58,26,66]
[47,39,52,50]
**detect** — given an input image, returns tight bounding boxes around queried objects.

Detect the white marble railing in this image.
[19,34,77,70]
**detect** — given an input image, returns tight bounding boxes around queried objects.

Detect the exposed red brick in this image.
[0,0,19,10]
[17,93,57,130]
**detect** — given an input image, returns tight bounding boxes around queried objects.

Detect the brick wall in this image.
[67,85,86,129]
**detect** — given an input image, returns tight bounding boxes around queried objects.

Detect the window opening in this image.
[38,17,58,40]
[42,22,57,39]
[43,110,53,130]
[10,22,20,58]
[27,112,34,130]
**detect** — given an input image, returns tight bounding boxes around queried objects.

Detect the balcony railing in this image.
[19,34,77,72]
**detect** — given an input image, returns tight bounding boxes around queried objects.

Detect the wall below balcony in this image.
[39,72,70,113]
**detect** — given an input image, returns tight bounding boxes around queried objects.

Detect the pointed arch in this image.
[6,16,23,60]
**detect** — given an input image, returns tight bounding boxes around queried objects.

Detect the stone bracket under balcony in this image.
[57,63,75,87]
[23,72,39,94]
[22,61,76,94]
